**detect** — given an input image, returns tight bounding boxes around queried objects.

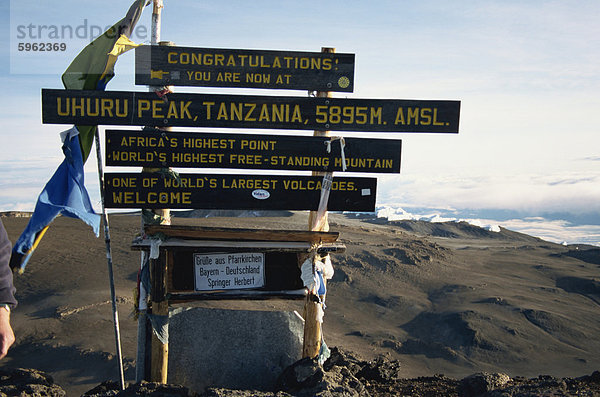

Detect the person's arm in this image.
[0,220,17,359]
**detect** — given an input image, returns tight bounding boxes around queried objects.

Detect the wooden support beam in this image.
[142,39,175,227]
[144,37,173,384]
[168,289,308,302]
[303,47,335,359]
[150,300,169,383]
[132,239,346,253]
[144,225,339,243]
[149,253,169,383]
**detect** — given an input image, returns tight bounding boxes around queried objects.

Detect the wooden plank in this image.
[131,239,346,254]
[105,129,401,173]
[104,173,377,211]
[135,45,355,92]
[134,240,310,251]
[168,290,307,302]
[142,225,339,243]
[41,89,460,134]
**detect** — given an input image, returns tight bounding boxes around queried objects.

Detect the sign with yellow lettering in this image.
[42,89,460,133]
[105,129,401,173]
[135,45,355,92]
[104,173,377,211]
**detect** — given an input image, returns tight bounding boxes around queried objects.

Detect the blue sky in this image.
[2,1,600,243]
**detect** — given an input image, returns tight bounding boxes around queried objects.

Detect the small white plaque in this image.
[194,252,265,291]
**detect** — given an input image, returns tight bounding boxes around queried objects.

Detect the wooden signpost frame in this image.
[37,9,459,379]
[126,46,364,382]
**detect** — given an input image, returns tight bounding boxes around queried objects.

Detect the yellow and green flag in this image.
[62,0,147,162]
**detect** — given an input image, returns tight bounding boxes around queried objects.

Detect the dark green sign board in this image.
[105,129,401,173]
[104,173,377,211]
[42,89,460,133]
[135,45,355,92]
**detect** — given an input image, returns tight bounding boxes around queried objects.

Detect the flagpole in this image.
[152,0,163,45]
[95,128,126,390]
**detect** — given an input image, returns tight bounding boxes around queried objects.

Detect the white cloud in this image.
[496,218,600,246]
[376,205,600,246]
[377,170,600,215]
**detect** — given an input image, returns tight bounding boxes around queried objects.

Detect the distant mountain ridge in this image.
[0,211,32,218]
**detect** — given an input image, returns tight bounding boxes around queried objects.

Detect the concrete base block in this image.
[167,307,304,393]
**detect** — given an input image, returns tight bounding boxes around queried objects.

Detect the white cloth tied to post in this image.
[300,260,326,324]
[301,250,335,322]
[149,237,162,259]
[301,252,335,293]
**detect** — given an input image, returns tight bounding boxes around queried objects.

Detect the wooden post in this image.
[150,252,169,383]
[144,0,171,225]
[150,301,169,381]
[146,0,170,384]
[147,38,175,385]
[303,47,334,359]
[142,38,175,227]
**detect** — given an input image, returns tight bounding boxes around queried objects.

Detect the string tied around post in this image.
[325,137,347,172]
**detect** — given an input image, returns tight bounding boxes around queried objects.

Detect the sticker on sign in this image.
[252,189,270,200]
[194,252,265,291]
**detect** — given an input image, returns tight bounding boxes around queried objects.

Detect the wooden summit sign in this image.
[42,89,460,133]
[135,45,355,92]
[106,129,402,173]
[104,173,376,211]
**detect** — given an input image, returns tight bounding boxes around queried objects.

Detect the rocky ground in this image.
[2,212,600,395]
[2,348,600,396]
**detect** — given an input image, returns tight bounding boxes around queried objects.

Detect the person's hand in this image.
[0,307,14,359]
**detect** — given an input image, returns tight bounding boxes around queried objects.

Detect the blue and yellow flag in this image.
[11,128,101,272]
